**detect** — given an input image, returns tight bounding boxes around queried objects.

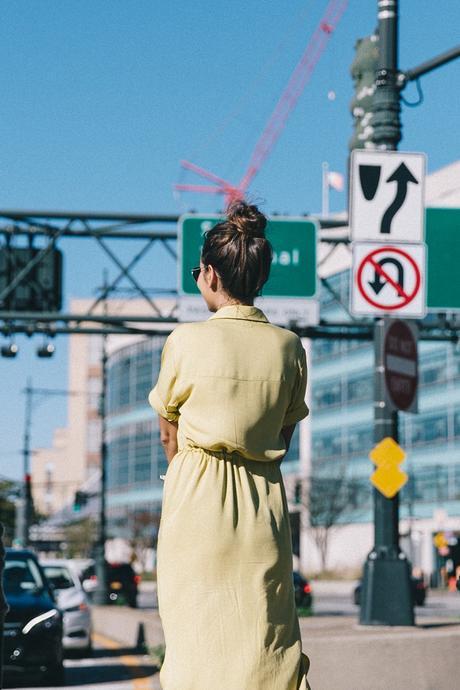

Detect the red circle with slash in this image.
[356,246,421,310]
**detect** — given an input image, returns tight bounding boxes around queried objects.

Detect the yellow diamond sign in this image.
[433,532,448,550]
[369,437,408,499]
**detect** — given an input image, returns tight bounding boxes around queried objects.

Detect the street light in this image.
[36,341,55,358]
[1,342,19,358]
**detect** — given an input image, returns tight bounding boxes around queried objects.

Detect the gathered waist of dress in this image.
[178,443,284,464]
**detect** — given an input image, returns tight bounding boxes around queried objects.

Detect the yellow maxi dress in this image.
[149,305,311,690]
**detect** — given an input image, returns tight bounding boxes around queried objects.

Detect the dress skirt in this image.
[156,447,311,690]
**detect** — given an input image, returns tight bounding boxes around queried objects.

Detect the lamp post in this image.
[17,380,78,548]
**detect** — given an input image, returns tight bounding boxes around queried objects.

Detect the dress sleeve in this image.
[148,334,181,422]
[283,341,309,427]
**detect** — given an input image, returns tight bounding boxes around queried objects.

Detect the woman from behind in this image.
[149,200,311,689]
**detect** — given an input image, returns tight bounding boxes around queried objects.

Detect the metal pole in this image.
[360,320,414,624]
[0,524,8,688]
[93,277,109,606]
[372,0,401,150]
[20,378,33,547]
[359,1,414,626]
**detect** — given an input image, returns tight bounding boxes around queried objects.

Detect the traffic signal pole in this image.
[93,277,109,606]
[359,0,415,626]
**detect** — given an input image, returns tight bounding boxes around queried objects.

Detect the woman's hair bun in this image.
[226,200,267,238]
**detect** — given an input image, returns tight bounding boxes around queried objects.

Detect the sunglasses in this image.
[191,266,201,282]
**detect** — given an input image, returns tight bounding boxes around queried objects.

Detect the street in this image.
[3,633,160,690]
[4,582,460,689]
[137,579,460,620]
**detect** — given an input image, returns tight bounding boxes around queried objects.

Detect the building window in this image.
[312,338,342,361]
[454,409,460,438]
[313,380,342,410]
[346,373,373,404]
[345,426,373,457]
[419,352,447,387]
[312,431,343,460]
[411,413,448,446]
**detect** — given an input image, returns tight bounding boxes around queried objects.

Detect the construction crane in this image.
[174,0,348,205]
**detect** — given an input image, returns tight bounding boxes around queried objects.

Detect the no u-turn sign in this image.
[351,242,426,318]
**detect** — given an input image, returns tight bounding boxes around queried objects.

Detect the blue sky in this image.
[0,0,459,479]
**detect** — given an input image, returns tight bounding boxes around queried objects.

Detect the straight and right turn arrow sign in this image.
[350,150,426,243]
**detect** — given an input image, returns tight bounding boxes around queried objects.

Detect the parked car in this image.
[353,575,427,607]
[41,558,92,655]
[81,561,140,607]
[2,548,65,686]
[293,571,313,609]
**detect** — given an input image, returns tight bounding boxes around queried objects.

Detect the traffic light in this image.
[349,33,379,152]
[73,490,88,512]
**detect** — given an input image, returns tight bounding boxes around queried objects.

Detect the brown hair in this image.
[201,201,272,301]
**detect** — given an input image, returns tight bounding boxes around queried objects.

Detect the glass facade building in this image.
[311,270,460,526]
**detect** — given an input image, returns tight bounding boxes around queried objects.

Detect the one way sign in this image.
[350,150,426,243]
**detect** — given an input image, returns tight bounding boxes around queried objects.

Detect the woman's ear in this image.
[208,265,220,292]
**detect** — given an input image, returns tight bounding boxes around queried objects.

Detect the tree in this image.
[129,509,161,572]
[63,517,97,558]
[300,473,366,572]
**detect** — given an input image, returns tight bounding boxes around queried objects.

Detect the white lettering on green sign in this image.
[272,249,300,266]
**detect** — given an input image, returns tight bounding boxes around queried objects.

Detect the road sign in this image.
[384,319,418,413]
[178,214,319,325]
[369,437,408,499]
[433,532,448,551]
[426,207,460,310]
[351,242,426,318]
[350,150,426,242]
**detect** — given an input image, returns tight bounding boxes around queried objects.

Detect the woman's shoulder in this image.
[265,322,304,350]
[166,321,210,348]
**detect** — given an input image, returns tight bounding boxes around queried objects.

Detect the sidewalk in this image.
[93,605,460,690]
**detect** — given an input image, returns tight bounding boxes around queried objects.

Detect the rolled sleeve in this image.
[148,335,181,422]
[283,342,309,427]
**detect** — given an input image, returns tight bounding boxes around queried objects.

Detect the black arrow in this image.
[380,163,418,234]
[368,257,405,295]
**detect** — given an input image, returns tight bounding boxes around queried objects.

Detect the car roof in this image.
[40,558,76,567]
[5,548,39,559]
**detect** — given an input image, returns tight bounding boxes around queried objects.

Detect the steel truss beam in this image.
[0,209,350,337]
[0,210,457,342]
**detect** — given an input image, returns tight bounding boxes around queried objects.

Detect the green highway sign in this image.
[426,208,460,310]
[179,214,317,298]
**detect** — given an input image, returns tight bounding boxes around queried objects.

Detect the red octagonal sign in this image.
[384,320,418,412]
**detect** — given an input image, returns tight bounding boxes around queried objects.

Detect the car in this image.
[2,548,65,686]
[81,561,140,607]
[353,575,427,607]
[293,571,313,609]
[40,558,93,656]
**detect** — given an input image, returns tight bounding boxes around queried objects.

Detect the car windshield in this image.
[43,565,75,590]
[3,557,45,596]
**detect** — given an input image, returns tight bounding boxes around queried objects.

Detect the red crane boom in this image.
[175,0,348,204]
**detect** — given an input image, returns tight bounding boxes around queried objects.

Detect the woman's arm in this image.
[281,424,296,453]
[159,416,178,464]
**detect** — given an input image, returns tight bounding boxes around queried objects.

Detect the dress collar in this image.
[209,304,269,323]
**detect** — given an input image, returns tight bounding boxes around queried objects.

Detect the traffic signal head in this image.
[349,33,379,152]
[73,490,88,512]
[1,342,19,358]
